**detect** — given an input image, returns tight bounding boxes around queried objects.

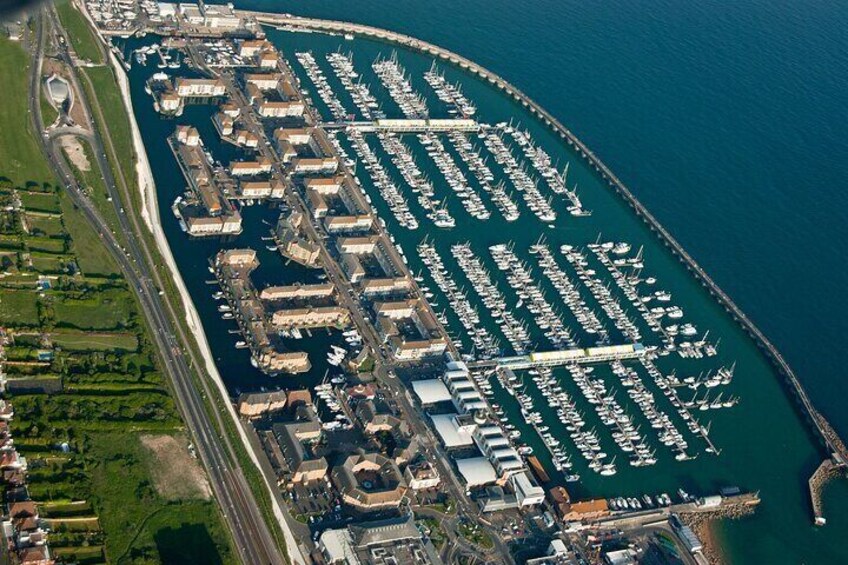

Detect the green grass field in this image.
[51,330,138,351]
[0,289,41,326]
[25,236,68,253]
[81,67,137,193]
[67,137,128,249]
[25,213,66,237]
[59,189,121,276]
[29,254,69,273]
[19,191,62,214]
[0,38,55,189]
[41,501,95,518]
[55,0,104,65]
[52,544,105,565]
[40,88,59,127]
[87,434,234,565]
[52,288,135,330]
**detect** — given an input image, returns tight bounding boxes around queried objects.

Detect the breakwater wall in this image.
[240,11,846,465]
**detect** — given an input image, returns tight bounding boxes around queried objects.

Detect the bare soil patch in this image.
[60,136,90,172]
[140,434,211,501]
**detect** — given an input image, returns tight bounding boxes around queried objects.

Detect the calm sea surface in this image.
[124,0,848,561]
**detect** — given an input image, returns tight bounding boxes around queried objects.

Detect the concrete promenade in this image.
[241,10,847,468]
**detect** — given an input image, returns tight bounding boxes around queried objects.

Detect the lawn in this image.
[0,289,41,326]
[0,38,56,189]
[19,191,62,214]
[25,236,68,253]
[52,288,135,330]
[87,433,234,565]
[29,253,69,273]
[68,137,128,248]
[81,67,137,196]
[59,189,121,276]
[51,545,105,565]
[40,501,95,518]
[55,0,103,64]
[25,213,66,237]
[40,88,59,127]
[51,330,138,351]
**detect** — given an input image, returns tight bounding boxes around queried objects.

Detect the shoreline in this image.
[679,504,757,565]
[102,40,307,565]
[691,518,724,565]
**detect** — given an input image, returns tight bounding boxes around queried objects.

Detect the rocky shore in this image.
[679,503,757,565]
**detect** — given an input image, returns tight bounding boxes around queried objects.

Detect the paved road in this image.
[31,10,284,564]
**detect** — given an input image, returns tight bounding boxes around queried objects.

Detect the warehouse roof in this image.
[430,414,474,448]
[456,457,498,487]
[411,379,452,404]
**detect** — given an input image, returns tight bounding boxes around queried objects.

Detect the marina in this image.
[110,9,848,563]
[126,23,815,488]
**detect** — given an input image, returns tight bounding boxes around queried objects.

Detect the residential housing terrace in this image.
[212,248,312,373]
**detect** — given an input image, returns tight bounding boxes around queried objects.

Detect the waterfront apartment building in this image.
[229,158,272,176]
[244,72,282,91]
[237,179,285,199]
[259,51,279,70]
[238,39,267,58]
[360,277,412,297]
[256,100,305,118]
[392,338,449,360]
[275,212,322,267]
[238,391,288,418]
[234,129,260,148]
[176,124,201,146]
[337,235,380,255]
[291,157,339,175]
[260,283,335,301]
[213,111,234,136]
[175,77,226,97]
[259,350,311,374]
[323,215,374,234]
[218,248,257,266]
[185,212,242,236]
[159,90,181,112]
[271,306,349,329]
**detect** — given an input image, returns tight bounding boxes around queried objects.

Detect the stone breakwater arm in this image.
[240,10,848,466]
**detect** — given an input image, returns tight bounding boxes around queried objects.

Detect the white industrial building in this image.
[441,361,487,413]
[455,457,498,487]
[411,379,452,405]
[429,414,474,449]
[511,472,545,507]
